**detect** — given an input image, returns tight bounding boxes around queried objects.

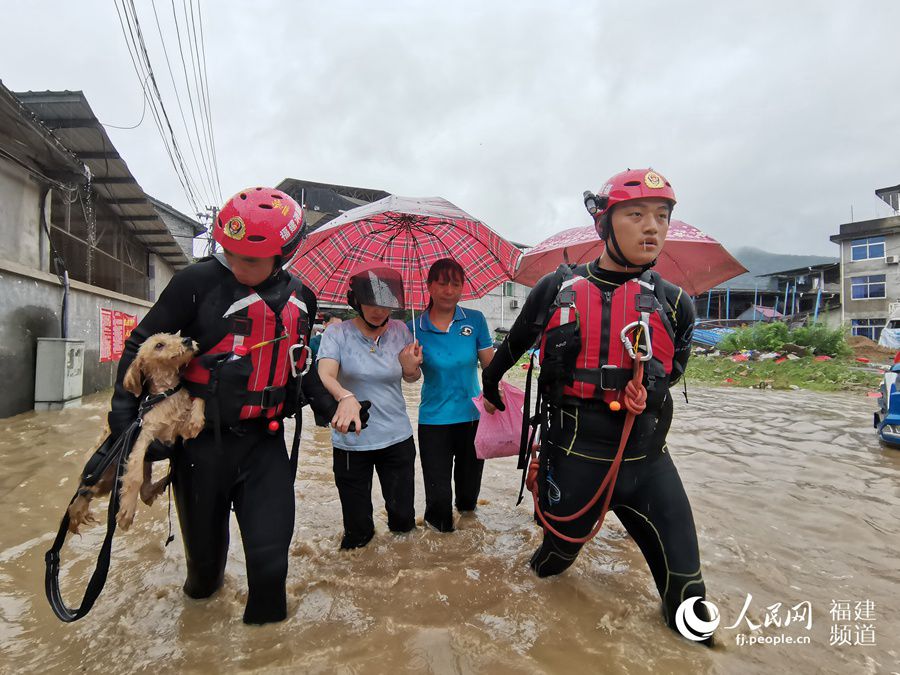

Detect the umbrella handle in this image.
[411,307,416,340]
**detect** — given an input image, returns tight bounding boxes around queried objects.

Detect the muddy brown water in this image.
[0,380,897,674]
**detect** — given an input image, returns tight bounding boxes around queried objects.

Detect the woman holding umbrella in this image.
[317,263,423,549]
[409,258,495,532]
[481,169,713,645]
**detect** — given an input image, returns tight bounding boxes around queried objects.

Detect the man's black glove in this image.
[316,396,371,431]
[300,368,337,427]
[481,376,505,412]
[350,400,371,432]
[304,384,372,431]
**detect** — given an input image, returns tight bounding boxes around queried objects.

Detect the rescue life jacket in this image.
[182,276,311,422]
[538,268,676,410]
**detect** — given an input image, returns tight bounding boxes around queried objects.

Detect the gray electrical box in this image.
[34,338,85,411]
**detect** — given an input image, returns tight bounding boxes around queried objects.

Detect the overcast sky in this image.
[2,1,898,256]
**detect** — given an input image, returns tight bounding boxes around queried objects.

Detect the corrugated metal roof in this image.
[0,81,86,176]
[277,178,390,205]
[14,90,198,269]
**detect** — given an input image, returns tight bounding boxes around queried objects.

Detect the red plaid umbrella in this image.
[290,195,521,311]
[514,220,745,296]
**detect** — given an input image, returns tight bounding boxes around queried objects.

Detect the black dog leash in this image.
[45,388,179,622]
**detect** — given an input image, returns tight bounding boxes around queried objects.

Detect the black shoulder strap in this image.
[286,274,306,298]
[646,271,676,342]
[182,269,243,354]
[532,263,577,332]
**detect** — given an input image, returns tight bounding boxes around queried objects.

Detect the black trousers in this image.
[417,421,483,532]
[529,402,711,643]
[332,436,416,549]
[172,421,295,625]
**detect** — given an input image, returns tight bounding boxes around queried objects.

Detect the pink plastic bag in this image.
[472,381,533,460]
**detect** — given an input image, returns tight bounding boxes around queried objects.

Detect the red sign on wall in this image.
[99,308,138,362]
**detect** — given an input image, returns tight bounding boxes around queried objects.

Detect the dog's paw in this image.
[139,485,158,507]
[116,500,137,530]
[139,476,169,506]
[185,418,205,439]
[67,497,95,534]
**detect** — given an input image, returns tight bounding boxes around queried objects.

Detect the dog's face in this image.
[123,333,198,395]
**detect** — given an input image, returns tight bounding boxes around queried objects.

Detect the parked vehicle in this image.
[874,362,900,447]
[877,302,900,349]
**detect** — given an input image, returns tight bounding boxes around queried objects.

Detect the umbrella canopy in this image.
[290,195,522,310]
[514,220,745,296]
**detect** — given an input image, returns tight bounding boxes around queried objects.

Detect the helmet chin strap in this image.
[360,314,390,330]
[598,212,657,272]
[348,292,391,330]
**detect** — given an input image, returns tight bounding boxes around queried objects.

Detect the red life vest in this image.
[539,270,675,406]
[183,284,310,420]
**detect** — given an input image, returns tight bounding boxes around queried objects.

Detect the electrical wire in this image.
[101,73,150,130]
[195,0,223,203]
[149,0,216,206]
[185,0,220,203]
[114,0,204,214]
[127,0,206,210]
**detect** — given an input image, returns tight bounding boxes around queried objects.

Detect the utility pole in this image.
[196,205,218,258]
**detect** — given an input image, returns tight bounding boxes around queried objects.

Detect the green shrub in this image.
[716,321,849,357]
[719,321,790,352]
[790,323,851,357]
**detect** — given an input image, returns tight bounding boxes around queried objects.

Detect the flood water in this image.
[0,379,897,674]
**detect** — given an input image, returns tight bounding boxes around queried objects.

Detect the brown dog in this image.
[67,333,206,533]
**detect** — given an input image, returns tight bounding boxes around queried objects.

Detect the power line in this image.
[115,0,206,214]
[180,0,215,188]
[196,0,223,203]
[187,0,222,203]
[101,74,150,130]
[149,0,216,206]
[127,0,207,210]
[169,0,218,205]
[114,0,201,213]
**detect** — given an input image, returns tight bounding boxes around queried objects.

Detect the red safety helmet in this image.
[584,168,677,236]
[583,168,677,269]
[214,187,306,259]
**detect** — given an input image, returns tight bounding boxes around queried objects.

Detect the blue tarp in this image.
[692,326,734,347]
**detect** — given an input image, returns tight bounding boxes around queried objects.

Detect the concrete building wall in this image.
[461,281,530,335]
[0,258,151,418]
[0,161,43,270]
[819,309,842,330]
[839,235,900,324]
[154,207,199,261]
[149,253,176,302]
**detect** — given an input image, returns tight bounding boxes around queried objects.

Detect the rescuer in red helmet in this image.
[481,169,713,645]
[107,187,347,625]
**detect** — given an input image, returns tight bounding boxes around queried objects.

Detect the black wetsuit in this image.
[109,256,322,625]
[482,260,711,642]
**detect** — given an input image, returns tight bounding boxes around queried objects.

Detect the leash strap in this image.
[165,468,175,547]
[44,384,183,622]
[44,419,139,622]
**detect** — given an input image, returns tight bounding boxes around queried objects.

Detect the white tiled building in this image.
[830,183,900,341]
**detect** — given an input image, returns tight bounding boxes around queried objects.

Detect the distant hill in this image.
[717,247,838,291]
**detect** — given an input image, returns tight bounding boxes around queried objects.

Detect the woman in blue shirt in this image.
[318,263,423,549]
[409,258,494,532]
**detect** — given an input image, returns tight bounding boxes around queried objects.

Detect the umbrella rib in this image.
[408,224,445,310]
